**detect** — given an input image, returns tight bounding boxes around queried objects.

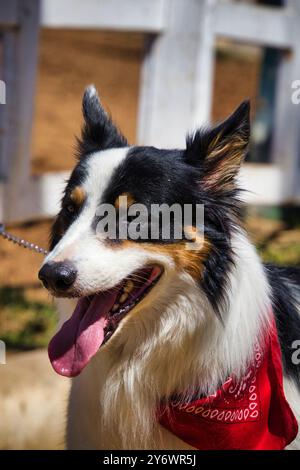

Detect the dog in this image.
[38,85,300,450]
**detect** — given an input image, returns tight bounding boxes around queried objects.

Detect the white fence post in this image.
[271,0,300,200]
[138,0,216,148]
[0,0,40,222]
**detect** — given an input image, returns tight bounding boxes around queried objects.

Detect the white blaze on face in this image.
[44,147,172,296]
[49,147,129,258]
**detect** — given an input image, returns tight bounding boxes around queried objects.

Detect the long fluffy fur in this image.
[45,88,300,449]
[62,230,277,449]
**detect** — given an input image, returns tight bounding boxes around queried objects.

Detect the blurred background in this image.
[0,0,299,449]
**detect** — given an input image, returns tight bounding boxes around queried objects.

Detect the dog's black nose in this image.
[38,261,77,292]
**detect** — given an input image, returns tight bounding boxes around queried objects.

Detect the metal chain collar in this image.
[0,223,48,255]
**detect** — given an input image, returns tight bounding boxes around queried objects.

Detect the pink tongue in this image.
[48,290,118,377]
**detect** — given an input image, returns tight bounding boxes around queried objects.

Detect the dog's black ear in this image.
[78,85,128,156]
[185,100,250,191]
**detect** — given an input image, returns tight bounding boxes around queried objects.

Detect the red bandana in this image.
[158,319,298,450]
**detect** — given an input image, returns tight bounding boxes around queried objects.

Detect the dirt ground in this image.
[0,349,69,450]
[0,220,51,288]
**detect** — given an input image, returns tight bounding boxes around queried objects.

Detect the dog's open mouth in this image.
[48,265,162,377]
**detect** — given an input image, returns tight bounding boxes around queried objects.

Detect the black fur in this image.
[77,86,128,157]
[49,87,300,397]
[50,88,300,375]
[51,91,251,318]
[50,87,128,250]
[185,100,250,167]
[265,265,300,388]
[183,102,250,315]
[100,144,239,317]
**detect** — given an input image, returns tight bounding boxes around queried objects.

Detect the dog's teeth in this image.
[112,303,119,312]
[119,293,128,304]
[124,280,134,293]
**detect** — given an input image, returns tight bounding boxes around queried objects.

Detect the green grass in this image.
[0,286,57,350]
[259,243,300,267]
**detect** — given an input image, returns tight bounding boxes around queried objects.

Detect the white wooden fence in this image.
[0,0,300,223]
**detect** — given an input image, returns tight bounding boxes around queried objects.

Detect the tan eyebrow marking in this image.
[70,186,86,206]
[114,192,135,210]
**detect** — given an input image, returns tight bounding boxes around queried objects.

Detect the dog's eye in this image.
[66,204,76,214]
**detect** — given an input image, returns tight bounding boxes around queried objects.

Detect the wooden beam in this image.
[271,0,300,201]
[190,0,216,129]
[0,0,18,28]
[138,0,216,148]
[0,33,14,181]
[4,172,70,222]
[2,0,40,222]
[0,182,4,221]
[239,164,286,205]
[41,0,166,32]
[214,3,295,49]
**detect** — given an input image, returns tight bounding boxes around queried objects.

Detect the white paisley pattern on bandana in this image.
[170,342,263,424]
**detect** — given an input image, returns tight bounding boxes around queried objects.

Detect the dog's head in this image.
[39,86,250,377]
